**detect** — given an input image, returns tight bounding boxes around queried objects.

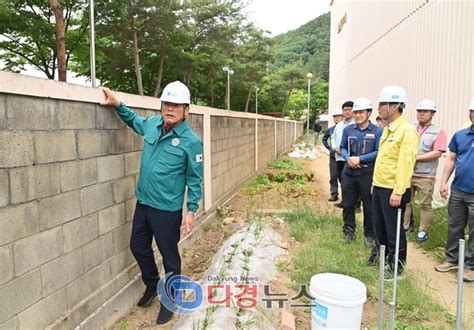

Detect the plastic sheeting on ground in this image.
[172,223,283,329]
[288,143,319,159]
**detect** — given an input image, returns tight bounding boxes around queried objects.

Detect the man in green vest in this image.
[403,99,447,242]
[101,81,204,324]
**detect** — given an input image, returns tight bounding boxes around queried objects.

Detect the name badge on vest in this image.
[172,138,180,146]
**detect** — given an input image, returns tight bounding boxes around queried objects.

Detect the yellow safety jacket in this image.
[373,116,419,195]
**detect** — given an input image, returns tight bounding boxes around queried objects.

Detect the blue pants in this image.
[372,187,411,266]
[342,171,374,238]
[129,202,182,288]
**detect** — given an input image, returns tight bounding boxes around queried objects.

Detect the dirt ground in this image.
[407,243,474,327]
[111,144,472,329]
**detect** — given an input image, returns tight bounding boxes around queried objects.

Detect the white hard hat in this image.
[378,85,407,104]
[416,98,437,112]
[160,81,191,104]
[470,97,474,110]
[352,97,373,111]
[332,108,343,116]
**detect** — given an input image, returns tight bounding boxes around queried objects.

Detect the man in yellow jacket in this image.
[370,85,419,281]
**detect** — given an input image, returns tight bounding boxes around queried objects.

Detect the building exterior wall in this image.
[329,0,474,193]
[0,71,303,329]
[329,0,473,135]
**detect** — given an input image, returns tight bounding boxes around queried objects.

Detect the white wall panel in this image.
[330,0,473,136]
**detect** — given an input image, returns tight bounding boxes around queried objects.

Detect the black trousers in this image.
[336,161,345,185]
[129,202,182,288]
[329,155,339,197]
[336,161,345,203]
[342,170,374,238]
[372,187,411,266]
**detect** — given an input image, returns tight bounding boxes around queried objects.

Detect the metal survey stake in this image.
[456,239,465,330]
[389,208,402,330]
[378,244,386,330]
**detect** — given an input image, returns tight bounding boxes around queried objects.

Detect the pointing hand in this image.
[100,87,121,108]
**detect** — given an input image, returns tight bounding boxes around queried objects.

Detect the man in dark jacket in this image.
[322,109,343,201]
[314,119,322,145]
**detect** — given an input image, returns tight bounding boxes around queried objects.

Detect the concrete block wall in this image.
[210,117,255,203]
[276,121,286,155]
[0,71,303,329]
[0,93,141,329]
[258,119,275,169]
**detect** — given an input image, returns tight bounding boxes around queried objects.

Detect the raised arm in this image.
[100,87,148,136]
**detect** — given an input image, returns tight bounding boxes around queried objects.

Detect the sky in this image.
[245,0,331,36]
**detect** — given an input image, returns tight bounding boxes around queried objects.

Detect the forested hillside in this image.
[272,12,330,81]
[263,12,330,118]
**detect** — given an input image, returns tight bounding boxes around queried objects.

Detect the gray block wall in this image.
[0,87,303,329]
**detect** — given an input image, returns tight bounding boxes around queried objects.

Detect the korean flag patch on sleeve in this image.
[196,154,203,163]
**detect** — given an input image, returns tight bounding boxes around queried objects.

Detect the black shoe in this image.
[334,202,343,208]
[341,231,355,244]
[364,236,375,247]
[328,195,338,202]
[137,286,157,307]
[384,267,406,282]
[367,254,379,266]
[156,304,174,325]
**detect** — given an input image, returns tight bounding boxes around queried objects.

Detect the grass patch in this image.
[203,221,222,233]
[243,172,316,197]
[407,204,448,259]
[268,156,303,170]
[119,321,130,329]
[284,207,454,328]
[242,174,276,196]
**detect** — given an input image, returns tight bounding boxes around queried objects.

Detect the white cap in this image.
[160,81,191,104]
[352,97,373,111]
[378,85,407,104]
[332,108,343,116]
[470,97,474,110]
[416,98,437,112]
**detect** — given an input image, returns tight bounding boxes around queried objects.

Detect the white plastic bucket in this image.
[310,273,367,329]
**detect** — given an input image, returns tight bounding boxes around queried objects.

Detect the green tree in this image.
[310,78,329,118]
[70,0,162,94]
[0,0,89,80]
[233,24,272,112]
[287,89,306,120]
[182,0,245,108]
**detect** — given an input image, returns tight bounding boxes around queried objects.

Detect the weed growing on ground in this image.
[215,206,227,219]
[242,174,276,195]
[408,204,448,259]
[243,173,315,196]
[284,207,454,328]
[268,156,303,170]
[119,321,130,329]
[203,221,222,233]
